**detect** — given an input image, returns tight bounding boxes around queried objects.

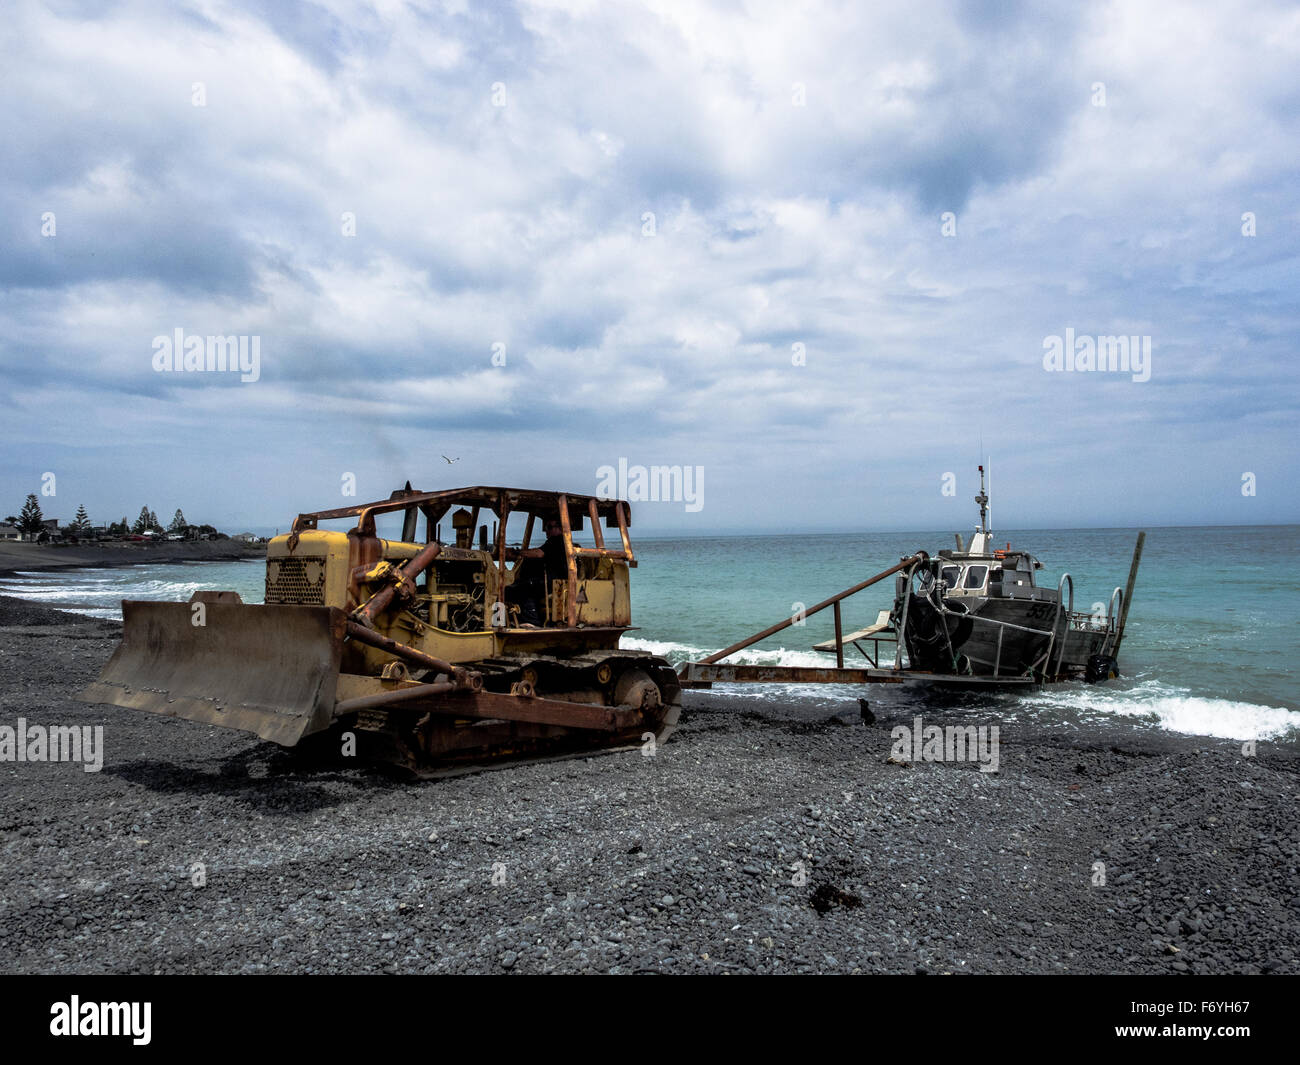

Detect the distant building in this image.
[233,532,261,543]
[0,524,19,540]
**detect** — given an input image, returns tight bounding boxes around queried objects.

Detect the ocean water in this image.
[4,525,1297,744]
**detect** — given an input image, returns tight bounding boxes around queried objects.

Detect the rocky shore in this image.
[0,595,1296,975]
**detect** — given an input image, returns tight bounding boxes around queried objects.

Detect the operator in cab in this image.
[504,515,569,626]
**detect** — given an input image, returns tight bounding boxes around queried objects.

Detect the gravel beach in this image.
[1,593,1296,975]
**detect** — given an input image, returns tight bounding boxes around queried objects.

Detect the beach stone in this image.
[0,593,1296,975]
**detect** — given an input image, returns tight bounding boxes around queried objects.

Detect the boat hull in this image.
[901,593,1110,679]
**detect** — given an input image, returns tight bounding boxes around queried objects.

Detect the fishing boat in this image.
[679,467,1143,690]
[888,466,1135,683]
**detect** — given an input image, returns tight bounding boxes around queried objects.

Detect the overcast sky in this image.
[2,0,1298,535]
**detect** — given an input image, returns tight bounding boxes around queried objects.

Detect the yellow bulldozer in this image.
[78,486,680,775]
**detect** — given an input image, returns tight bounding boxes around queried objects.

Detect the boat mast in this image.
[976,464,990,536]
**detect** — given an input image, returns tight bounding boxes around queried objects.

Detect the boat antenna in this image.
[987,456,992,534]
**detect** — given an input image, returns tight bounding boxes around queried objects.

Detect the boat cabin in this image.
[927,544,1052,602]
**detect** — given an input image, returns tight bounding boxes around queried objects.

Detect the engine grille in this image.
[265,556,326,605]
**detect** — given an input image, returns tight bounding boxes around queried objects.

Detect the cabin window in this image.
[940,566,960,587]
[963,565,988,589]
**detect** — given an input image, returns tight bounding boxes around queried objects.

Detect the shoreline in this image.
[0,539,263,578]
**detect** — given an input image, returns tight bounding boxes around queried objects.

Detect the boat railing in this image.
[920,568,1127,681]
[1048,573,1073,678]
[1098,586,1123,654]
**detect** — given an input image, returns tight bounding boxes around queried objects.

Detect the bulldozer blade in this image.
[79,601,347,747]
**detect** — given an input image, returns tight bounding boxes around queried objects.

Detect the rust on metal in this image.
[344,620,475,685]
[494,489,511,627]
[335,681,457,714]
[432,690,641,731]
[616,501,635,566]
[80,601,348,746]
[557,493,579,627]
[680,663,905,685]
[697,555,921,665]
[352,539,442,625]
[78,483,684,776]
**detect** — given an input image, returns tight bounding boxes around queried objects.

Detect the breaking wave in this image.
[1032,679,1300,742]
[0,564,260,619]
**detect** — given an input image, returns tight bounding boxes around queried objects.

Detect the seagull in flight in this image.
[442,455,459,464]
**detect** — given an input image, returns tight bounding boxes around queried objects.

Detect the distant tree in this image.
[18,495,43,539]
[148,510,162,533]
[71,504,91,537]
[132,506,152,534]
[168,509,187,532]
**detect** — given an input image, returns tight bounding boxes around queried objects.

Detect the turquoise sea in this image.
[4,525,1297,744]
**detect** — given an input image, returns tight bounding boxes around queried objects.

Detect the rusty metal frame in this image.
[292,486,630,534]
[616,501,635,566]
[679,663,1037,688]
[557,494,579,627]
[682,663,904,685]
[431,690,640,731]
[351,540,442,626]
[293,486,639,631]
[337,683,639,730]
[679,555,929,686]
[695,555,921,667]
[332,681,642,733]
[345,620,477,686]
[494,489,511,627]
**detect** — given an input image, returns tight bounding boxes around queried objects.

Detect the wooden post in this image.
[833,600,844,669]
[1112,530,1146,657]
